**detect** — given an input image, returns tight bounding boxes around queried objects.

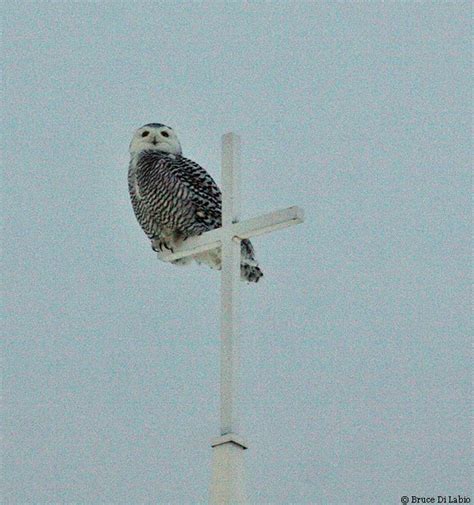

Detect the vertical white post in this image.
[210,133,247,505]
[220,132,241,434]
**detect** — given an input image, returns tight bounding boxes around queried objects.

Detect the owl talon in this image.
[153,241,173,253]
[152,240,173,253]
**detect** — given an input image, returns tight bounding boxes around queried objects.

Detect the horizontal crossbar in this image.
[159,205,304,263]
[233,206,304,240]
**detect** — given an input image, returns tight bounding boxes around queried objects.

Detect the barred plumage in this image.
[128,124,263,282]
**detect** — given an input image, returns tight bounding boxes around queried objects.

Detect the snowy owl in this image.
[128,123,263,282]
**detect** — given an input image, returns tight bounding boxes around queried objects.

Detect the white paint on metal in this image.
[233,206,304,239]
[219,133,242,437]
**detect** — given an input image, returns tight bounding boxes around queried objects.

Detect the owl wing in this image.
[135,154,197,232]
[135,153,221,234]
[171,155,222,230]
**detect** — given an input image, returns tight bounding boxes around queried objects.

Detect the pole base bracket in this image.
[211,433,248,450]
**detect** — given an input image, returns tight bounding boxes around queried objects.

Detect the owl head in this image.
[129,123,182,156]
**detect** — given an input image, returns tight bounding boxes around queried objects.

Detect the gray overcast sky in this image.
[3,1,471,504]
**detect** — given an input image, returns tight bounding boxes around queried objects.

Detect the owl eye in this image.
[141,131,149,137]
[161,131,169,138]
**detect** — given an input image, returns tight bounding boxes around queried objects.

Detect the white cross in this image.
[160,133,304,504]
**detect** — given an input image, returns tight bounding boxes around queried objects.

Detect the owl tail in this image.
[241,262,263,283]
[240,239,263,283]
[191,239,263,283]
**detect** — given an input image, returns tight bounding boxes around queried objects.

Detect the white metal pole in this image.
[220,132,241,435]
[210,133,247,504]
